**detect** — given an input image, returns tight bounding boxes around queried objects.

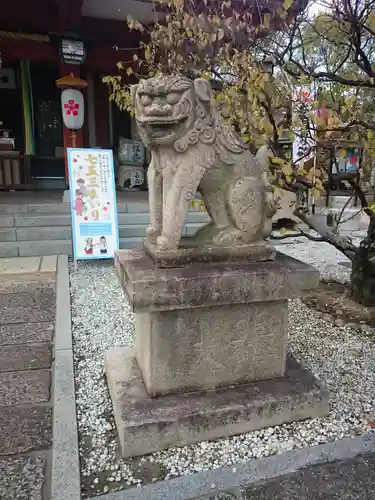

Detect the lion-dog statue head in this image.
[131,76,217,152]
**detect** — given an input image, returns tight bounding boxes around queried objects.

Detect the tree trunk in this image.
[349,215,375,306]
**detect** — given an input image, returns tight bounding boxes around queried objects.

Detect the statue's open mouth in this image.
[138,117,188,138]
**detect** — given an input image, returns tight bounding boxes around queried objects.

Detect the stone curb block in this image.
[104,432,375,500]
[51,255,81,500]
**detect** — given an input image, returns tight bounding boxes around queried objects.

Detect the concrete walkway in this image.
[190,453,375,499]
[0,257,57,500]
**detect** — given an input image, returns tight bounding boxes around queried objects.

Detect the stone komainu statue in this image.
[131,76,276,251]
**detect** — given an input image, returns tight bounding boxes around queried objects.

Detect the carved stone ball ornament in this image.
[131,75,277,251]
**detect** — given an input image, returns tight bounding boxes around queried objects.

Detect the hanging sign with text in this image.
[292,85,316,166]
[67,148,119,260]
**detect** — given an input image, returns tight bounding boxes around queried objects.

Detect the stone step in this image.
[0,219,209,256]
[0,202,131,215]
[7,211,210,229]
[0,370,51,406]
[0,243,17,257]
[0,216,14,228]
[0,215,209,242]
[0,201,150,216]
[0,344,52,372]
[0,237,145,257]
[13,214,71,227]
[0,406,52,455]
[16,226,72,241]
[0,205,210,257]
[17,240,73,257]
[0,199,209,216]
[186,223,204,236]
[0,229,16,242]
[119,222,206,238]
[121,237,144,249]
[119,225,147,238]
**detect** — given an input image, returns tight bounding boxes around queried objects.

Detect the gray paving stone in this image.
[0,322,54,345]
[0,406,52,454]
[0,454,45,500]
[40,255,57,274]
[0,305,55,324]
[244,456,375,500]
[0,370,51,405]
[0,344,52,372]
[0,290,55,309]
[0,256,41,274]
[0,280,55,295]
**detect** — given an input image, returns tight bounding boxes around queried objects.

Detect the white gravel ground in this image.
[70,236,375,497]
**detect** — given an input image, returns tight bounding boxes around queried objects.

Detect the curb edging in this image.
[104,432,375,500]
[51,255,81,500]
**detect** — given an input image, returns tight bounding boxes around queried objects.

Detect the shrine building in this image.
[0,0,150,191]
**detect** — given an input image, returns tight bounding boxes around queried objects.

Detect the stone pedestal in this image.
[106,249,329,458]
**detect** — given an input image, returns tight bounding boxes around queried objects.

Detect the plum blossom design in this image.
[64,99,80,117]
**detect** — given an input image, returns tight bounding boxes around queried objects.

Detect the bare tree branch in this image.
[270,229,324,241]
[295,208,357,260]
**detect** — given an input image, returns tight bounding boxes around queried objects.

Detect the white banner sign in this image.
[292,85,316,166]
[67,148,119,260]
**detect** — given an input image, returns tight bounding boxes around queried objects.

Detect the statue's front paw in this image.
[146,226,160,243]
[156,235,174,251]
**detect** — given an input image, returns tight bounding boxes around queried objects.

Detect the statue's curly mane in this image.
[173,93,248,166]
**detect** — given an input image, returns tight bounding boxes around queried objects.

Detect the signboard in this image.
[333,148,360,174]
[67,148,119,260]
[292,85,316,166]
[118,137,145,166]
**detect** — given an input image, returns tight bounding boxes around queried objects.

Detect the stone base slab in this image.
[105,347,329,459]
[143,238,276,268]
[115,250,319,312]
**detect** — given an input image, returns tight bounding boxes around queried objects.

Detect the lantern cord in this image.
[71,131,77,148]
